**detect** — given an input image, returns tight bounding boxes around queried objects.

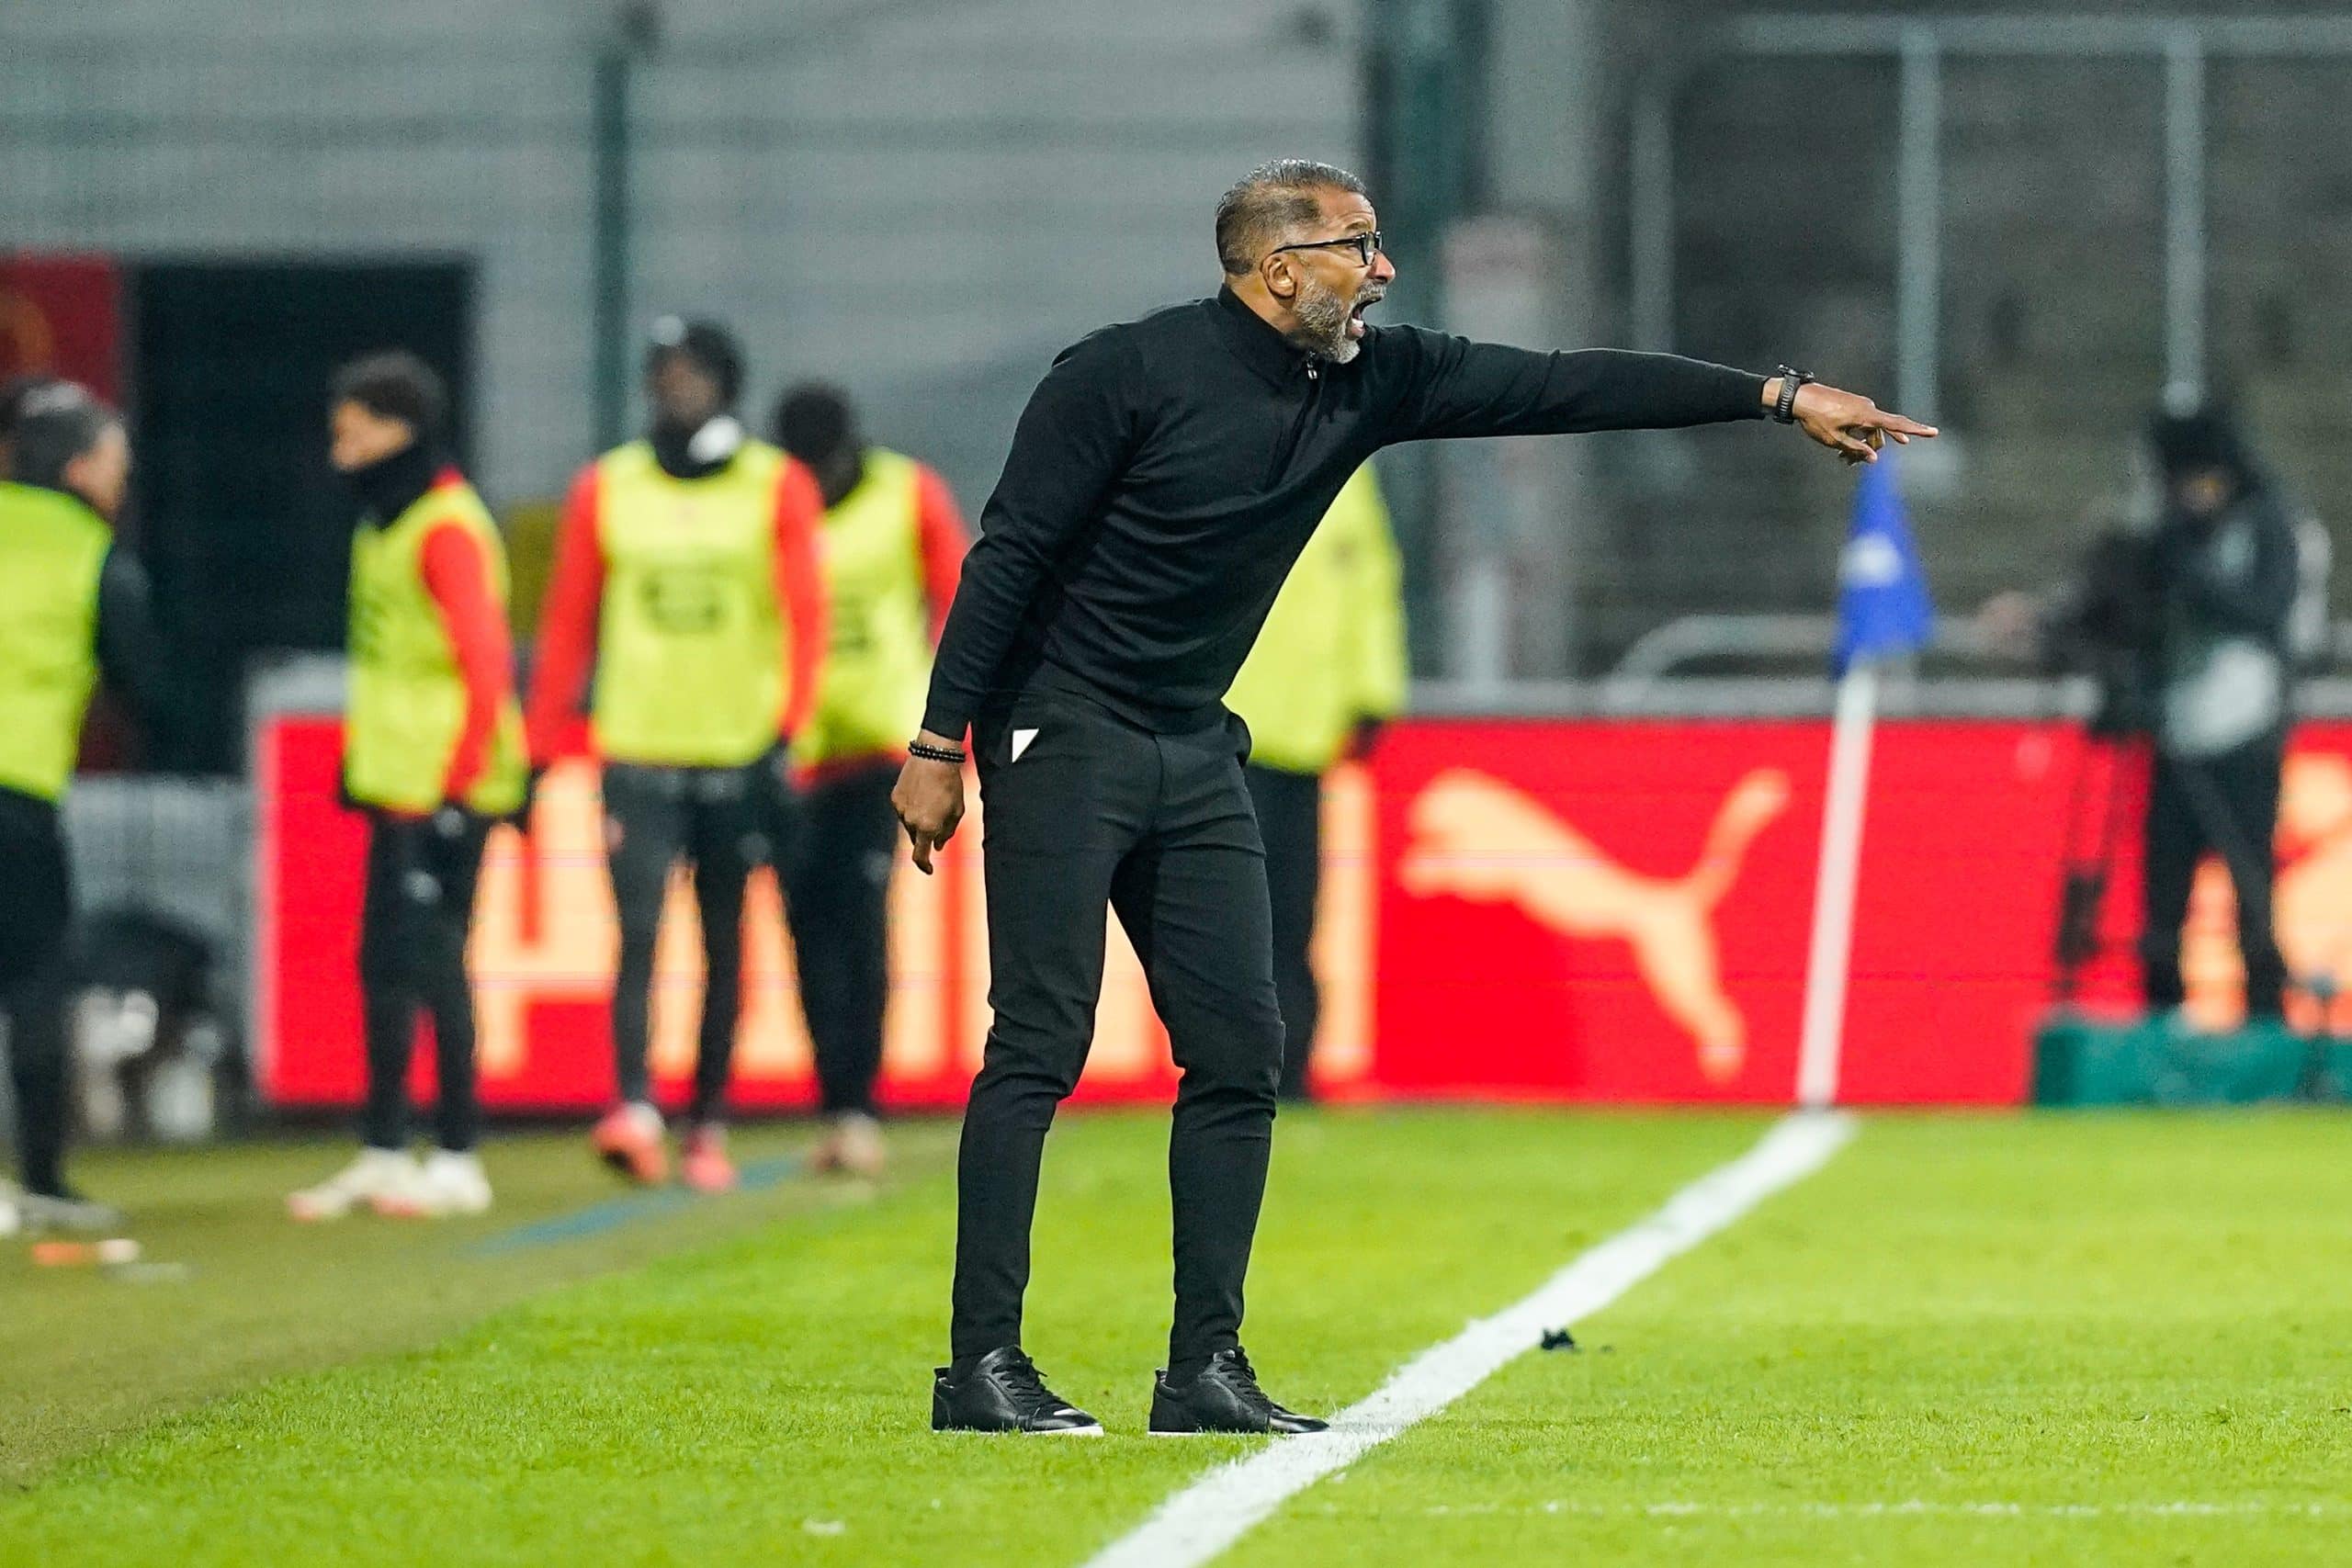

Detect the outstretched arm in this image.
[1379,332,1762,440]
[1376,328,1933,463]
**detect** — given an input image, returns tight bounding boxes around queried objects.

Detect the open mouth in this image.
[1346,292,1382,339]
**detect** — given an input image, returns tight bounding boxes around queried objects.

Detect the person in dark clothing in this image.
[773,383,967,1178]
[288,353,527,1221]
[2136,407,2300,1019]
[0,382,168,1234]
[898,159,1934,1436]
[526,319,829,1193]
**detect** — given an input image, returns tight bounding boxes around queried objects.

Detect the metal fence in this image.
[1598,11,2352,681]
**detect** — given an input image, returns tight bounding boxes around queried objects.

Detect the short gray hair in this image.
[1214,159,1368,276]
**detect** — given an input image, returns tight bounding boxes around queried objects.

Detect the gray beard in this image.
[1292,276,1362,365]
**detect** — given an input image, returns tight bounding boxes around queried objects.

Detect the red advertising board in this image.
[1375,719,2102,1105]
[255,716,2352,1113]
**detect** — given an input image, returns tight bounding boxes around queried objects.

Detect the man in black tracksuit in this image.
[896,160,1932,1436]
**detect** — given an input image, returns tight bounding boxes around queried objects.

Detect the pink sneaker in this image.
[680,1124,737,1193]
[592,1102,668,1186]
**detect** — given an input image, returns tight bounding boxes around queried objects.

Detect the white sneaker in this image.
[0,1180,19,1239]
[288,1147,422,1221]
[411,1149,493,1216]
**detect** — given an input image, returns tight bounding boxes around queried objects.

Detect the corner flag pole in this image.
[1796,449,1931,1110]
[1795,660,1879,1109]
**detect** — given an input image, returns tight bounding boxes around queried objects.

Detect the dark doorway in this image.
[130,259,475,773]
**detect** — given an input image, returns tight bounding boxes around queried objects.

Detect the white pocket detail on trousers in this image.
[1011,728,1039,762]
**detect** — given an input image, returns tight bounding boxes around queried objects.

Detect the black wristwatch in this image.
[1771,366,1814,424]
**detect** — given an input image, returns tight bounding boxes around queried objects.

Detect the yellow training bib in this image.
[0,482,109,803]
[798,449,934,765]
[345,477,527,815]
[591,440,796,767]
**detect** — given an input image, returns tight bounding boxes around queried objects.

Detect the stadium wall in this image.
[3,0,1364,509]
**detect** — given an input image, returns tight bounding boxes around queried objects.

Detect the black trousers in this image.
[1244,764,1323,1101]
[0,790,74,1195]
[782,761,899,1117]
[602,762,774,1123]
[952,693,1283,1371]
[356,810,492,1152]
[2140,733,2288,1018]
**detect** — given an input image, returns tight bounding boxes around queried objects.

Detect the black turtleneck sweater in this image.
[922,288,1769,738]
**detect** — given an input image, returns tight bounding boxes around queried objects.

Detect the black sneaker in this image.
[932,1347,1103,1435]
[1149,1348,1329,1436]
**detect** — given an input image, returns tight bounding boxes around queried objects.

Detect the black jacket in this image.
[922,288,1767,737]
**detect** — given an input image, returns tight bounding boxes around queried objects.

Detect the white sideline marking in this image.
[1083,1111,1858,1568]
[1341,1499,2346,1520]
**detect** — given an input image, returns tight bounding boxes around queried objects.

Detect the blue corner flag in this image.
[1833,451,1934,673]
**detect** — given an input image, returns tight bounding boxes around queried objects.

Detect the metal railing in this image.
[1631,13,2352,419]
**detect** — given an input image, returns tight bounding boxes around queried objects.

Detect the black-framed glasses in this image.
[1269,231,1384,268]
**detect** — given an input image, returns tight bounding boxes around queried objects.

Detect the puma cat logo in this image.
[1398,768,1792,1081]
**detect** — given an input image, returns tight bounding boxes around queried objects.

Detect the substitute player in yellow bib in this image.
[290,353,526,1222]
[527,320,829,1191]
[0,383,167,1235]
[774,383,967,1177]
[1222,463,1407,1100]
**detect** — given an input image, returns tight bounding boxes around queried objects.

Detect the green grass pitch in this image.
[4,1109,2348,1565]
